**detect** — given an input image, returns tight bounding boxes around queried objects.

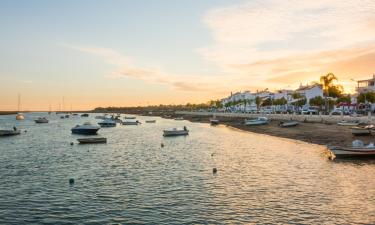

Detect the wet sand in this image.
[178,114,372,147]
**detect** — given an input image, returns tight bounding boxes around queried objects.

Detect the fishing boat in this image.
[15,94,24,120]
[0,128,21,137]
[124,116,136,120]
[98,119,116,127]
[351,125,373,136]
[71,122,100,135]
[77,137,107,144]
[145,119,156,123]
[328,140,375,158]
[81,113,89,117]
[35,117,49,123]
[174,117,184,121]
[337,120,360,126]
[279,121,299,128]
[244,117,269,126]
[163,126,189,137]
[122,120,141,125]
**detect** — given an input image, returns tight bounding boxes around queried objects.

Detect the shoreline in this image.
[169,112,372,147]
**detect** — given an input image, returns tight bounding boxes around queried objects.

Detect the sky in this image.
[0,0,375,111]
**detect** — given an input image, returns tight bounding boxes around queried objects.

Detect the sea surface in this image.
[0,113,375,224]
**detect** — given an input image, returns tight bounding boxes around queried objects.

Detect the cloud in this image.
[198,0,375,91]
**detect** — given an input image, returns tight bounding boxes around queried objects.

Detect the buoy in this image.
[24,130,27,133]
[70,142,74,146]
[213,168,217,174]
[161,143,164,148]
[69,178,75,185]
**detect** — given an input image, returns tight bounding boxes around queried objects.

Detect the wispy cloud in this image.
[198,0,375,91]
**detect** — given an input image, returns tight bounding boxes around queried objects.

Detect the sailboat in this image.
[15,94,24,120]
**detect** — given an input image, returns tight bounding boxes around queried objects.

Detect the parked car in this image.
[331,109,350,115]
[301,106,319,115]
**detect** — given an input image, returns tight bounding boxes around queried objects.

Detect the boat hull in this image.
[77,138,107,144]
[163,130,189,137]
[280,121,299,127]
[71,128,99,135]
[98,123,116,127]
[351,128,371,135]
[145,120,156,123]
[0,130,21,136]
[329,147,375,157]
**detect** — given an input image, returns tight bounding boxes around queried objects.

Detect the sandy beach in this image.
[169,113,372,147]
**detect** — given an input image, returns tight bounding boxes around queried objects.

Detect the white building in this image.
[356,74,375,94]
[295,84,323,105]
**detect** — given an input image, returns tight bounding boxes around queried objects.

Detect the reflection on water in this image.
[0,113,374,224]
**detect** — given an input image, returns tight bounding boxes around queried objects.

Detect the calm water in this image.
[1,113,375,224]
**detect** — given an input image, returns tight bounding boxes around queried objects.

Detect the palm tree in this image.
[320,73,338,97]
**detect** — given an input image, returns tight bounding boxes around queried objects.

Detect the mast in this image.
[17,94,21,112]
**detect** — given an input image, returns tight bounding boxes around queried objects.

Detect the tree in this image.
[292,98,306,107]
[255,96,261,109]
[336,95,351,104]
[273,97,287,105]
[261,98,272,106]
[292,92,303,99]
[319,73,343,97]
[309,96,324,107]
[358,92,375,103]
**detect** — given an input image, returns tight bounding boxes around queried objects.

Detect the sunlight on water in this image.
[0,113,375,224]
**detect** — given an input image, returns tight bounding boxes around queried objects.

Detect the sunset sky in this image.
[1,0,375,111]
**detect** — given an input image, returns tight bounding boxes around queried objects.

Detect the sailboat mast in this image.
[17,94,21,112]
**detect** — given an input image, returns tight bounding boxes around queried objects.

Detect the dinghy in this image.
[122,120,141,125]
[174,117,184,121]
[328,140,375,158]
[145,120,156,123]
[0,128,21,137]
[337,120,360,126]
[98,119,116,127]
[163,126,189,137]
[35,117,49,123]
[279,121,299,128]
[351,125,373,136]
[244,117,269,126]
[77,137,107,144]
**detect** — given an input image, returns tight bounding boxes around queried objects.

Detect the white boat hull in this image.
[329,147,375,157]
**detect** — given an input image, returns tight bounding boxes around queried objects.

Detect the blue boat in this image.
[71,122,100,135]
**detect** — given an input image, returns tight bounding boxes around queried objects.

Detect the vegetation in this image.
[357,92,375,103]
[309,96,325,107]
[273,97,287,105]
[319,73,343,98]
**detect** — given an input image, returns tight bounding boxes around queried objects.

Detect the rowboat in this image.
[77,137,107,144]
[328,140,375,158]
[0,129,21,137]
[210,118,219,125]
[163,126,189,137]
[122,120,141,125]
[279,121,299,128]
[35,117,49,123]
[337,120,360,126]
[351,125,373,136]
[244,117,269,126]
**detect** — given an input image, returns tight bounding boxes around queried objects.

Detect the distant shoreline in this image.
[0,111,17,115]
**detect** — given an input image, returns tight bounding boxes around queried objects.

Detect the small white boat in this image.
[35,117,49,123]
[279,121,299,128]
[98,119,116,127]
[328,140,375,158]
[337,120,360,126]
[122,120,141,125]
[124,116,136,120]
[77,137,107,144]
[71,122,100,135]
[210,119,219,125]
[244,117,269,126]
[351,126,373,136]
[163,126,189,137]
[145,120,156,123]
[0,128,21,137]
[174,117,184,121]
[95,115,107,119]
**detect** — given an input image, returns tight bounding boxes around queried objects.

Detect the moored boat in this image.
[337,120,360,126]
[145,119,156,123]
[210,118,219,125]
[163,126,189,137]
[35,117,49,123]
[122,120,141,125]
[81,113,89,117]
[124,116,136,120]
[351,125,373,136]
[71,122,100,135]
[244,117,269,126]
[77,137,107,144]
[328,140,375,158]
[279,121,299,128]
[0,128,21,137]
[174,117,184,121]
[98,119,116,127]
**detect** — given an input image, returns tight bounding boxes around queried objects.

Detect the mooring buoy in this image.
[69,178,75,185]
